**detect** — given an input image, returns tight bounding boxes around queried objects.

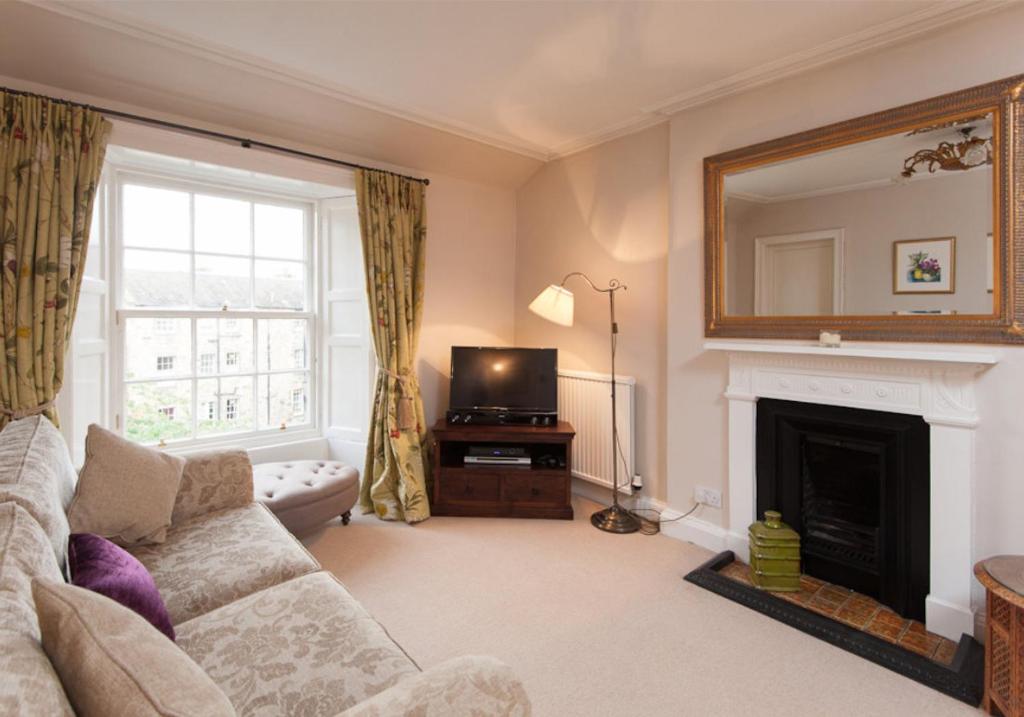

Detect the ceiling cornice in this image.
[547,113,670,160]
[641,0,1013,118]
[27,0,1016,164]
[27,0,554,161]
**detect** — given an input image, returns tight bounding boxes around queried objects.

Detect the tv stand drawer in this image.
[504,474,567,505]
[438,471,501,503]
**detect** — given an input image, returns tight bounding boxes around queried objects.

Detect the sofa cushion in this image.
[339,656,531,717]
[177,571,419,717]
[33,579,235,717]
[129,502,320,624]
[172,449,254,525]
[0,416,77,569]
[68,424,185,546]
[69,533,175,640]
[0,502,73,715]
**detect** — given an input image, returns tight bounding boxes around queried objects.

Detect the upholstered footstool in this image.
[253,461,359,536]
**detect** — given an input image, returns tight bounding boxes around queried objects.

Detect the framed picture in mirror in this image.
[892,237,955,294]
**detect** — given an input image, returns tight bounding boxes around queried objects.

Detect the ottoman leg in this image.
[341,510,352,526]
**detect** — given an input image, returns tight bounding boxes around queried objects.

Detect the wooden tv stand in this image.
[431,420,574,520]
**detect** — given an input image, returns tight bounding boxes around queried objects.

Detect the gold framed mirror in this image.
[704,74,1023,344]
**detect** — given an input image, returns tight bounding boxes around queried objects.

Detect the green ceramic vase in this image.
[748,510,801,592]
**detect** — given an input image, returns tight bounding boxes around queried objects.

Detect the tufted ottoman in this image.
[253,460,359,536]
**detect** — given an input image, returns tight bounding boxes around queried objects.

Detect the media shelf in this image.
[430,420,574,520]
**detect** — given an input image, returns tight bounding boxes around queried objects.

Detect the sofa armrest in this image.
[171,449,253,524]
[338,656,530,717]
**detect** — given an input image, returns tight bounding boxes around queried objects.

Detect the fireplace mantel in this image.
[709,339,998,641]
[704,339,998,367]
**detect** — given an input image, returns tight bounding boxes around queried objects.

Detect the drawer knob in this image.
[531,488,540,496]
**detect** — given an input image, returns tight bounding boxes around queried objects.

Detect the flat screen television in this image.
[449,347,557,415]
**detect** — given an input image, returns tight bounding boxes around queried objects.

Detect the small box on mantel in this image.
[748,511,801,592]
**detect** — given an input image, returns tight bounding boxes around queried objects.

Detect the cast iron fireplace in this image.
[755,399,929,621]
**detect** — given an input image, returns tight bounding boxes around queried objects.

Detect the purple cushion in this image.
[68,533,175,640]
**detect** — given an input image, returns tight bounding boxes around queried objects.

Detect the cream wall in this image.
[668,4,1024,584]
[515,124,669,500]
[725,168,993,315]
[421,176,517,423]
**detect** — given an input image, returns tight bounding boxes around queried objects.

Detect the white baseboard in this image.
[570,476,619,506]
[571,479,728,553]
[926,595,977,642]
[636,495,728,553]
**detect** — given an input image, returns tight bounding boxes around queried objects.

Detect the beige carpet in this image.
[304,497,977,717]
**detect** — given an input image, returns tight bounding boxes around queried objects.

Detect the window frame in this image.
[108,167,321,451]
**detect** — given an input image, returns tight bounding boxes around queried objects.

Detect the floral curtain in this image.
[0,92,111,430]
[355,168,430,523]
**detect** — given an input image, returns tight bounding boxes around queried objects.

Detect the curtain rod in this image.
[1,85,430,186]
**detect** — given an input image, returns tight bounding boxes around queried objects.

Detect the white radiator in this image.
[557,369,636,493]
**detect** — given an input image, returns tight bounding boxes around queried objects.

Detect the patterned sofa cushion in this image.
[0,417,77,569]
[339,656,531,717]
[0,502,74,715]
[129,502,320,624]
[173,449,254,525]
[176,571,419,717]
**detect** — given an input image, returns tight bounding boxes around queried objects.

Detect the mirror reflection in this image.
[723,113,994,317]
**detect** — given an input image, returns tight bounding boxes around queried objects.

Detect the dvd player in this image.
[464,456,532,466]
[464,445,531,467]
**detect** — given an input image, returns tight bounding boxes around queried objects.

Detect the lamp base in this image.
[591,503,641,534]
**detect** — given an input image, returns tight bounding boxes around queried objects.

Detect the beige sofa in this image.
[0,416,530,716]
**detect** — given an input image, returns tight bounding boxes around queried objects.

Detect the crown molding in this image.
[27,0,553,161]
[547,113,669,160]
[24,0,1015,164]
[642,1,1013,118]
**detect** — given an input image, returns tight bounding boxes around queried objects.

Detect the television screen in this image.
[449,347,557,413]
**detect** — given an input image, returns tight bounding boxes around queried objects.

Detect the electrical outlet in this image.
[694,486,722,509]
[631,474,643,491]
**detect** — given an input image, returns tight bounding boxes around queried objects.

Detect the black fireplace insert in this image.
[756,399,929,621]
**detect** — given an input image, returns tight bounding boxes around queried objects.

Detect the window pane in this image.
[125,380,192,444]
[195,254,251,309]
[123,250,191,308]
[255,204,304,260]
[195,194,250,256]
[197,318,253,374]
[123,185,190,250]
[197,377,253,437]
[258,372,309,429]
[256,319,308,372]
[124,318,191,380]
[255,260,304,310]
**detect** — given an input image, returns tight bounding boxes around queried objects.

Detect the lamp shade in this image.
[528,284,574,327]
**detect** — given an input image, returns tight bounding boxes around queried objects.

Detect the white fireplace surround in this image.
[705,339,998,642]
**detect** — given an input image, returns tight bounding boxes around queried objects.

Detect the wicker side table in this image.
[975,556,1024,716]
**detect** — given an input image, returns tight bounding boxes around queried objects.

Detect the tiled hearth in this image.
[720,561,958,666]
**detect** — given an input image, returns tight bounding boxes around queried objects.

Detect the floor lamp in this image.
[529,272,640,534]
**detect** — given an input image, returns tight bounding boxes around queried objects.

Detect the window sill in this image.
[155,427,324,458]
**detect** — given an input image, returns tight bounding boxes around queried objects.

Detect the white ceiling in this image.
[40,0,1005,160]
